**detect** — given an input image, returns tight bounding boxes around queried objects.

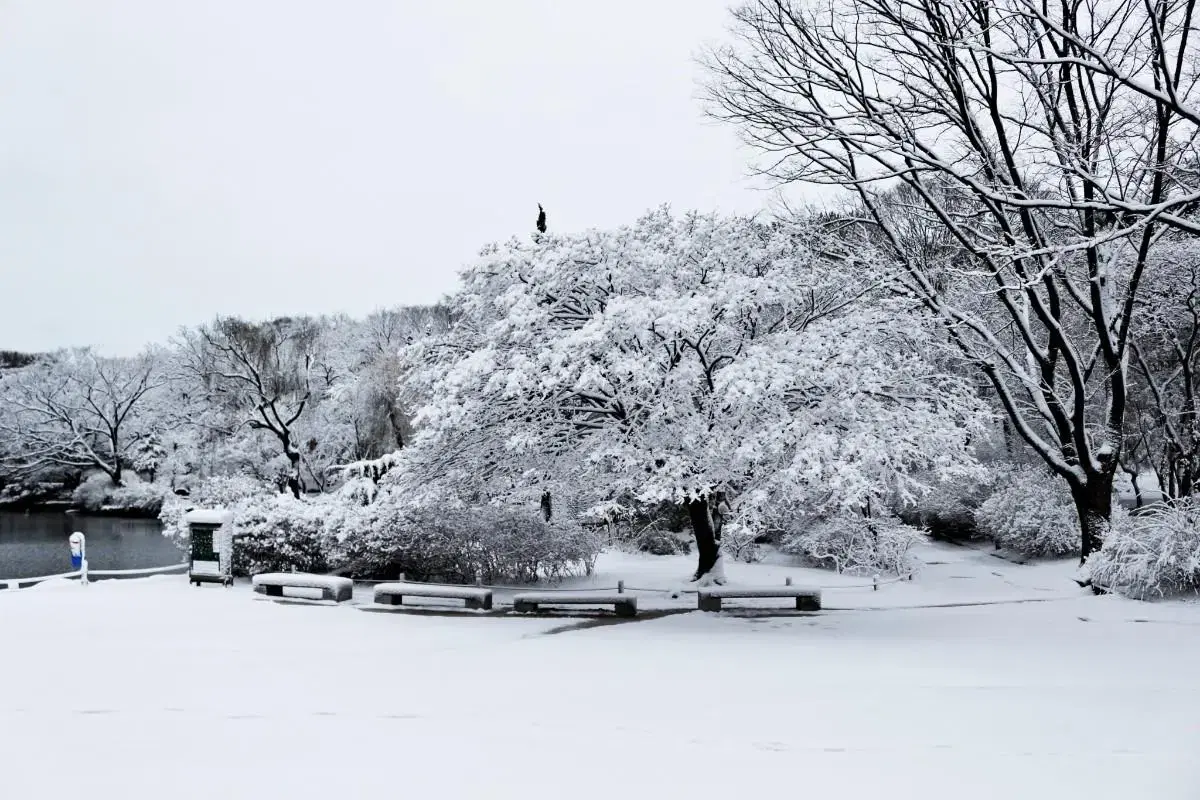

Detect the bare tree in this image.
[179,316,319,498]
[0,349,167,486]
[706,0,1200,561]
[1126,237,1200,497]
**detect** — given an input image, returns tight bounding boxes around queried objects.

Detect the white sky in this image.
[0,0,791,356]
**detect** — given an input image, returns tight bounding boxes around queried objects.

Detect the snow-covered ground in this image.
[2,542,1198,799]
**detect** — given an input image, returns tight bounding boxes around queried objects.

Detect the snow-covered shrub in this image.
[974,467,1080,557]
[159,474,275,547]
[720,522,762,563]
[632,527,691,556]
[106,480,167,515]
[71,472,117,511]
[231,494,343,576]
[1086,502,1200,599]
[337,503,600,583]
[902,468,1007,542]
[72,472,166,514]
[780,513,923,575]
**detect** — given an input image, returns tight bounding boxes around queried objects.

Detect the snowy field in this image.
[2,543,1198,799]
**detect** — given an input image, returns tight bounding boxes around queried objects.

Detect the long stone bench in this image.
[252,573,354,603]
[373,582,493,610]
[512,591,637,618]
[696,585,821,612]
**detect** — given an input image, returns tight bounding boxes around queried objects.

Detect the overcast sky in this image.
[0,1,788,356]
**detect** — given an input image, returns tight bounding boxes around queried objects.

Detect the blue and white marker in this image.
[69,532,88,585]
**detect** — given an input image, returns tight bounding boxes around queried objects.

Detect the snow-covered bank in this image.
[1,546,1197,799]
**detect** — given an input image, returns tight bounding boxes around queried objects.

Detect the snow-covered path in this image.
[2,550,1198,799]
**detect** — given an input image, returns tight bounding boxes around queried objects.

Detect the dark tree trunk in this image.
[285,444,303,499]
[1071,473,1114,563]
[540,491,553,522]
[687,496,721,582]
[387,408,405,449]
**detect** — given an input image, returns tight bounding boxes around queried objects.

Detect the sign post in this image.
[69,532,88,586]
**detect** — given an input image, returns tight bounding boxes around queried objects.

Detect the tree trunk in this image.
[285,446,303,499]
[687,496,720,581]
[1070,473,1114,564]
[387,407,405,449]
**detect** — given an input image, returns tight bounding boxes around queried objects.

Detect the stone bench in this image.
[373,582,493,610]
[512,592,637,618]
[697,585,821,612]
[252,573,354,603]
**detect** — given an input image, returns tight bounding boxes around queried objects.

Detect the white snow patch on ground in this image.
[1,544,1198,799]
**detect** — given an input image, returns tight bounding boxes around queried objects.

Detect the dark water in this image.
[0,511,182,580]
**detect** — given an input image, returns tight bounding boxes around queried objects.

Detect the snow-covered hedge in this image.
[73,472,166,514]
[974,468,1079,557]
[159,476,601,581]
[232,494,344,576]
[720,522,763,563]
[1086,502,1200,599]
[105,480,168,514]
[337,504,600,583]
[780,513,924,575]
[159,474,275,547]
[903,469,1005,541]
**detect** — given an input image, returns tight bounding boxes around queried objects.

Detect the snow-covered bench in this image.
[696,585,821,612]
[373,582,493,610]
[252,573,354,603]
[512,592,637,618]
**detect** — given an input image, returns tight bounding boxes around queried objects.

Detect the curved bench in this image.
[252,573,354,603]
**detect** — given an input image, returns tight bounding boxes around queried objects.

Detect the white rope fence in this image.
[364,568,918,596]
[3,562,189,591]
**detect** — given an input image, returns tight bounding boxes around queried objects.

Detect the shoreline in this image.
[0,501,162,519]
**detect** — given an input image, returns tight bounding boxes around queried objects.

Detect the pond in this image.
[0,511,182,580]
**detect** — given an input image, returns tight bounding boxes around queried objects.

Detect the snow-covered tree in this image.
[399,208,989,581]
[705,0,1200,561]
[1119,238,1200,499]
[178,316,321,498]
[0,348,169,486]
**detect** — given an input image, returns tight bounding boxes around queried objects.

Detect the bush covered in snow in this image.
[901,469,1005,542]
[159,473,276,547]
[72,472,166,514]
[337,502,600,583]
[1086,502,1200,599]
[159,475,600,581]
[106,480,168,515]
[631,527,692,556]
[720,522,762,563]
[232,494,343,576]
[780,513,924,575]
[974,467,1080,557]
